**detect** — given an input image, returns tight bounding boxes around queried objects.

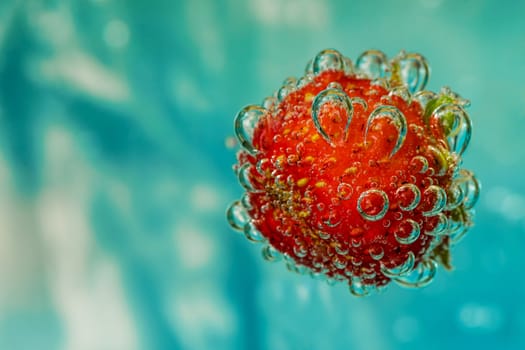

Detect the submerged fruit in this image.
[227,49,479,296]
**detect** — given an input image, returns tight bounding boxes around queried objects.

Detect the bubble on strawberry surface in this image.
[228,48,479,295]
[357,189,389,221]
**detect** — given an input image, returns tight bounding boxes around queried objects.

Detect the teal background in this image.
[0,0,524,349]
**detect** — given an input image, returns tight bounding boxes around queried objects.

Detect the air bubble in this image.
[369,245,385,260]
[394,259,437,288]
[413,90,437,110]
[395,183,421,211]
[226,200,249,231]
[449,226,469,245]
[361,269,377,280]
[381,251,416,277]
[445,180,465,210]
[393,211,404,221]
[349,278,371,297]
[334,243,349,255]
[313,49,344,74]
[397,53,430,94]
[351,238,362,247]
[351,256,363,266]
[365,105,407,158]
[293,244,308,258]
[356,50,389,79]
[256,158,271,176]
[261,245,283,262]
[328,82,343,90]
[238,163,257,192]
[262,96,278,111]
[322,211,342,227]
[243,221,266,243]
[337,182,353,200]
[410,156,429,174]
[429,103,472,156]
[304,58,314,75]
[394,219,421,244]
[333,255,348,269]
[317,231,330,240]
[343,56,355,75]
[456,169,480,210]
[297,74,314,89]
[389,86,411,102]
[234,105,266,154]
[311,87,354,146]
[277,77,297,101]
[425,213,449,236]
[421,185,447,216]
[357,189,389,221]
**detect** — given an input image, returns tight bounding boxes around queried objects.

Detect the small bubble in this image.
[226,200,249,231]
[425,213,449,236]
[389,86,411,102]
[393,211,404,220]
[394,259,437,288]
[293,244,308,258]
[421,176,434,188]
[449,225,469,245]
[430,103,472,156]
[318,230,330,240]
[261,245,283,262]
[322,210,342,227]
[333,255,348,269]
[456,169,480,210]
[278,85,294,101]
[238,163,257,192]
[334,243,349,255]
[256,158,271,175]
[396,52,430,93]
[337,182,353,200]
[427,145,449,176]
[369,245,385,260]
[313,48,344,74]
[287,154,299,165]
[381,251,416,277]
[297,74,314,88]
[351,238,362,247]
[244,221,266,243]
[234,105,266,154]
[413,90,438,110]
[351,256,363,266]
[395,183,421,211]
[421,185,447,217]
[356,49,388,79]
[410,155,429,174]
[262,96,278,111]
[445,180,464,210]
[311,87,354,146]
[357,189,389,221]
[241,193,252,210]
[349,277,372,297]
[394,219,421,244]
[343,56,355,75]
[365,105,407,158]
[274,174,287,188]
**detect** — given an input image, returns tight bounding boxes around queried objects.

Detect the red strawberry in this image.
[227,49,479,295]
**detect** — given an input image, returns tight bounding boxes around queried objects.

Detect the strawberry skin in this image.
[228,49,479,295]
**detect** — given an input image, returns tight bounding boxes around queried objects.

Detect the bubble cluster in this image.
[228,48,479,295]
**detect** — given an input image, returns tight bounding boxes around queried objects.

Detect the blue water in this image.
[0,0,524,349]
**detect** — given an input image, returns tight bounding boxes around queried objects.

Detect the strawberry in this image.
[227,49,479,296]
